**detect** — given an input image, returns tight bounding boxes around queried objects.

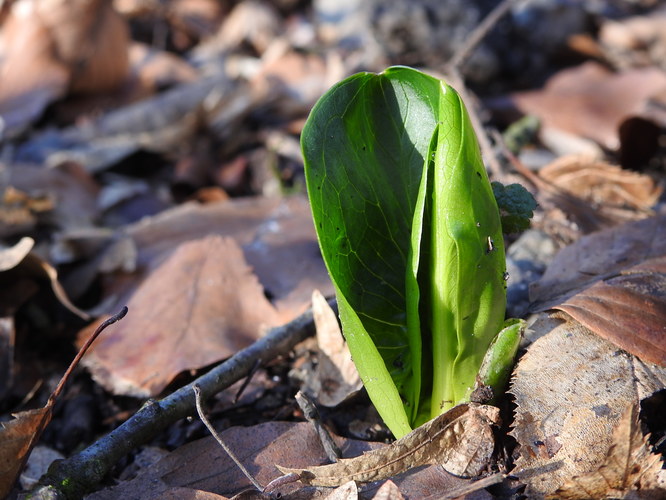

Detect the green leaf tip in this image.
[491,182,537,234]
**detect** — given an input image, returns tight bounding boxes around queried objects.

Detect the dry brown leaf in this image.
[0,408,52,498]
[110,196,330,322]
[309,290,361,406]
[538,156,662,222]
[0,0,130,136]
[529,215,666,365]
[548,403,666,499]
[80,235,280,397]
[85,421,380,499]
[323,480,358,500]
[277,404,500,486]
[530,214,666,312]
[72,196,331,396]
[510,312,666,497]
[371,480,404,500]
[86,420,489,500]
[556,256,666,366]
[512,62,666,150]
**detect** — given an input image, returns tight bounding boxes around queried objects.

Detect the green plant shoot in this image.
[302,66,531,438]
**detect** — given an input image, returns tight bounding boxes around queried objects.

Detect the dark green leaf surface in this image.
[303,68,439,436]
[491,182,537,234]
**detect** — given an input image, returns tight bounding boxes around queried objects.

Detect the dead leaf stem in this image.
[30,301,331,500]
[49,307,128,407]
[295,390,341,462]
[193,384,263,491]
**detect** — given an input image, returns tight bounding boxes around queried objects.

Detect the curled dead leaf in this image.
[0,408,52,498]
[277,404,500,487]
[538,155,662,222]
[531,214,666,366]
[556,258,666,366]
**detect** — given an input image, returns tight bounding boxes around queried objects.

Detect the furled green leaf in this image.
[303,67,509,437]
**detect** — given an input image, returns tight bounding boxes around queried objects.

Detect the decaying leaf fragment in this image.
[530,214,666,366]
[309,289,362,406]
[510,312,666,496]
[556,256,666,367]
[548,404,666,499]
[0,408,51,498]
[277,404,500,487]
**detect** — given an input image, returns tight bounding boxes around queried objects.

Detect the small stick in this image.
[448,0,517,71]
[295,391,341,462]
[193,384,263,492]
[48,306,128,407]
[234,358,261,404]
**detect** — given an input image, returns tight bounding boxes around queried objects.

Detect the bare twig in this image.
[234,358,261,404]
[49,307,128,407]
[295,391,341,462]
[193,384,263,491]
[448,0,518,71]
[33,301,334,500]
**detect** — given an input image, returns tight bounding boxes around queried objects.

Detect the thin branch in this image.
[234,358,261,404]
[448,0,517,71]
[295,391,341,462]
[193,384,263,491]
[32,301,332,500]
[48,307,128,407]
